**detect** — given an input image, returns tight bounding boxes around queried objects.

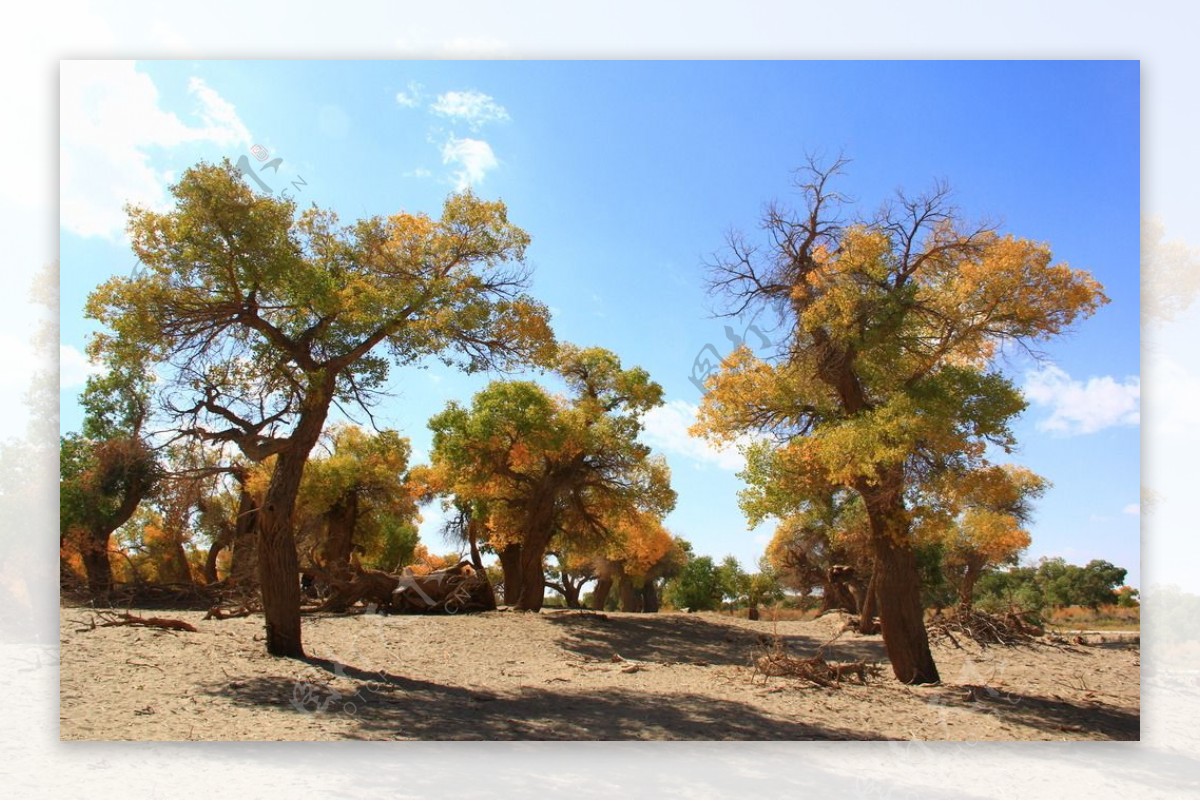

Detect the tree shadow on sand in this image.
[198,656,893,740]
[932,685,1139,740]
[543,612,888,668]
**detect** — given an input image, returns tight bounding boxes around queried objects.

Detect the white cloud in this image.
[431,90,509,130]
[60,345,106,389]
[185,77,252,145]
[1123,503,1141,516]
[1022,364,1140,436]
[60,62,252,240]
[395,81,423,108]
[640,399,749,471]
[440,136,499,191]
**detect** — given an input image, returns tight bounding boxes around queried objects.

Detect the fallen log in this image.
[304,559,497,614]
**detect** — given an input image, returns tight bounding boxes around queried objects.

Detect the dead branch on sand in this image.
[752,622,880,688]
[203,604,257,620]
[927,607,1044,649]
[80,611,199,633]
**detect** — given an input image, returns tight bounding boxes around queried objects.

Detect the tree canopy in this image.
[84,160,555,656]
[693,157,1107,683]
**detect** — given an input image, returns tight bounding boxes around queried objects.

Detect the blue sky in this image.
[59,60,1141,585]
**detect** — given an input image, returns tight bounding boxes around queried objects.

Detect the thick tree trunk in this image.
[515,536,552,611]
[229,488,259,588]
[861,474,939,684]
[81,532,114,601]
[203,539,226,584]
[255,401,330,659]
[958,557,984,608]
[641,579,660,613]
[498,544,523,605]
[258,460,306,657]
[513,496,557,612]
[321,492,358,566]
[618,575,642,613]
[591,577,613,610]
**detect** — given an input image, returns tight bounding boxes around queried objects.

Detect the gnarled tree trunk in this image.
[513,496,558,611]
[859,471,938,684]
[229,501,259,586]
[958,554,986,608]
[321,491,359,567]
[515,535,552,611]
[256,402,329,658]
[81,535,115,601]
[560,572,585,608]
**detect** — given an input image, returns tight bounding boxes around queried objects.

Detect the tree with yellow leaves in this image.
[694,157,1106,683]
[85,161,554,657]
[935,465,1047,608]
[427,345,676,611]
[764,490,874,619]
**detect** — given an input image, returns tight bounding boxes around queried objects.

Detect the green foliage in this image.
[426,346,676,561]
[716,555,749,606]
[915,540,955,610]
[1115,585,1140,608]
[363,516,420,573]
[665,556,725,612]
[746,557,785,608]
[60,434,160,540]
[298,424,420,562]
[86,159,555,461]
[974,557,1130,612]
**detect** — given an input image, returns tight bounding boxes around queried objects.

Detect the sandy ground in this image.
[59,606,1139,741]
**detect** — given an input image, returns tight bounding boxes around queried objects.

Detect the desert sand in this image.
[59,606,1138,741]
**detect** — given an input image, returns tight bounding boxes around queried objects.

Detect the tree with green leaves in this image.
[427,345,676,611]
[665,554,724,612]
[694,158,1107,683]
[297,424,420,570]
[60,362,160,600]
[85,161,554,656]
